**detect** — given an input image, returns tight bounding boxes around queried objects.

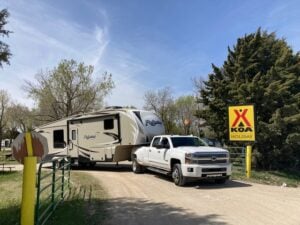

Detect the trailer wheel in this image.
[132,158,144,173]
[172,164,186,186]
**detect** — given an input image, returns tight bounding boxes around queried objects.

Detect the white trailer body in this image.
[35,108,165,165]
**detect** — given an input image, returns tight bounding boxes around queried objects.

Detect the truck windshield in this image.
[171,137,207,148]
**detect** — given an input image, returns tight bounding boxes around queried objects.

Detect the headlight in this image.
[185,153,193,164]
[226,152,230,162]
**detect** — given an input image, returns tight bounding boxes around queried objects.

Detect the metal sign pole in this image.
[246,145,252,178]
[21,133,37,225]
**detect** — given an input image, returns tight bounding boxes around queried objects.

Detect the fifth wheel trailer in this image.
[35,107,165,166]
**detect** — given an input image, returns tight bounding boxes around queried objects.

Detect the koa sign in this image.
[228,105,256,142]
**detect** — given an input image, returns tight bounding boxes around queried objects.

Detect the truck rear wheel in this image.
[172,164,186,186]
[132,158,144,173]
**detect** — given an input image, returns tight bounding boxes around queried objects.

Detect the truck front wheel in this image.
[132,158,144,174]
[172,164,186,186]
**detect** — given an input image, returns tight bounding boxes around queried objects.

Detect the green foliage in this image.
[25,59,114,122]
[197,29,300,170]
[144,88,201,135]
[0,89,9,151]
[144,87,177,134]
[0,9,11,68]
[174,95,200,135]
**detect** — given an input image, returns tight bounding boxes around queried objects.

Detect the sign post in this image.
[12,132,48,225]
[228,105,256,178]
[21,133,36,225]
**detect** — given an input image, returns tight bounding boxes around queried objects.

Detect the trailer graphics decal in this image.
[145,120,163,126]
[228,105,256,141]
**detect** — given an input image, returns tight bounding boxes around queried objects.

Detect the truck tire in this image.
[172,164,186,186]
[132,158,144,174]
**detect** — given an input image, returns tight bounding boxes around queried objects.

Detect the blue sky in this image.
[1,0,300,108]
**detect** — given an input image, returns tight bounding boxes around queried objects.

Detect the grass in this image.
[0,149,17,165]
[0,171,22,225]
[231,166,300,187]
[0,170,108,225]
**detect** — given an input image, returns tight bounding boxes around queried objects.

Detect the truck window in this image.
[53,130,65,148]
[171,137,207,148]
[152,137,160,148]
[71,130,76,140]
[104,119,114,130]
[161,138,170,148]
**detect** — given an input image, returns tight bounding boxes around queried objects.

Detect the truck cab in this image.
[132,135,232,186]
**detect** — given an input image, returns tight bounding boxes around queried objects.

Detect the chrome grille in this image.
[188,152,228,164]
[191,159,227,164]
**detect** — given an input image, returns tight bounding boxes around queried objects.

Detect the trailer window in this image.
[71,130,76,140]
[104,119,114,130]
[53,130,65,148]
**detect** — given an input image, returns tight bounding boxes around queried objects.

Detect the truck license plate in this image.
[207,174,222,177]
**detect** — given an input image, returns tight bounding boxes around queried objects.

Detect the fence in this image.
[225,147,246,174]
[35,157,71,225]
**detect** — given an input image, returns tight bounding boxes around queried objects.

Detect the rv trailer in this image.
[35,107,165,166]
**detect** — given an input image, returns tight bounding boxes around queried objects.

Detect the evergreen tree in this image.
[197,29,300,170]
[0,9,11,68]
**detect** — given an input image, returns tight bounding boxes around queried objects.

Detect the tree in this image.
[144,87,177,133]
[196,29,300,170]
[6,103,34,132]
[174,95,198,135]
[0,90,10,150]
[25,59,114,122]
[0,9,11,68]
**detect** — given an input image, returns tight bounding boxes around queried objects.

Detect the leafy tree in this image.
[174,95,198,135]
[144,87,178,134]
[6,103,34,132]
[25,59,114,122]
[0,9,11,68]
[0,90,9,150]
[197,29,300,170]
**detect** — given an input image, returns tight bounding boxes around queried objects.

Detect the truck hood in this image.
[174,146,228,154]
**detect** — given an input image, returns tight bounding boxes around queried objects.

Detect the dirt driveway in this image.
[84,163,300,225]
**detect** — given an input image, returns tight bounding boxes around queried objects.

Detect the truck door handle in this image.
[149,150,151,152]
[157,151,160,153]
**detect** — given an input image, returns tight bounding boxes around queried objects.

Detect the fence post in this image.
[61,159,65,199]
[246,145,252,178]
[35,166,42,225]
[51,161,56,211]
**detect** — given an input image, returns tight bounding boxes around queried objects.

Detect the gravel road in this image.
[82,163,300,225]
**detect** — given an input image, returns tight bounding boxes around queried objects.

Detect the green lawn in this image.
[0,149,16,165]
[0,171,108,225]
[232,166,300,187]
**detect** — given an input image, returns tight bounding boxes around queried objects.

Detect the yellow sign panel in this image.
[228,105,256,141]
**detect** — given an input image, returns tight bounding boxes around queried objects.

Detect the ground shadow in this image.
[104,197,227,225]
[72,162,132,172]
[42,191,228,225]
[149,171,252,189]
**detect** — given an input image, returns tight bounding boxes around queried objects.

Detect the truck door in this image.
[148,137,170,169]
[148,137,162,167]
[157,137,170,169]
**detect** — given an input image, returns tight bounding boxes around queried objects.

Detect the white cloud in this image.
[0,0,149,110]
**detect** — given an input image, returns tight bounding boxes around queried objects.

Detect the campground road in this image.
[83,163,300,225]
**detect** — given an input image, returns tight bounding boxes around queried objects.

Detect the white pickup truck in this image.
[132,135,232,186]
